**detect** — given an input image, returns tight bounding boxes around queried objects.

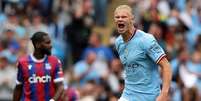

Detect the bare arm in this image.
[52,58,65,100]
[52,82,65,101]
[156,57,172,101]
[159,57,172,94]
[13,84,22,101]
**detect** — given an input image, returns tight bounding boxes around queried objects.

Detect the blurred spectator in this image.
[141,7,160,32]
[175,48,201,101]
[157,0,171,20]
[169,47,185,101]
[65,0,94,63]
[38,0,53,18]
[17,37,28,57]
[27,11,48,36]
[48,14,67,64]
[171,46,189,81]
[128,0,141,25]
[170,81,182,101]
[96,79,116,101]
[194,34,201,51]
[185,50,201,100]
[93,0,108,26]
[73,51,100,86]
[3,29,19,52]
[0,30,19,64]
[78,80,96,101]
[175,0,186,12]
[82,32,114,62]
[0,12,7,33]
[165,17,179,59]
[107,58,123,95]
[0,54,16,100]
[1,12,26,38]
[148,22,166,50]
[179,0,193,29]
[63,81,79,101]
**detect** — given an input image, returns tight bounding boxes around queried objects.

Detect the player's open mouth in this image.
[118,24,125,28]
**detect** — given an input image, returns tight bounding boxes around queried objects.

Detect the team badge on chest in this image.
[45,63,51,70]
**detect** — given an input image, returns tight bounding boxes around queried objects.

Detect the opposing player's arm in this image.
[13,62,23,101]
[51,58,65,101]
[13,85,23,101]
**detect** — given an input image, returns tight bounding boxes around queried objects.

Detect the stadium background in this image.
[0,0,201,101]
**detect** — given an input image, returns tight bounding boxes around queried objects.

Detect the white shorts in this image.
[118,97,129,101]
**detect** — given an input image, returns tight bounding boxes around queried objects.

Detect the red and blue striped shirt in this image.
[16,54,64,101]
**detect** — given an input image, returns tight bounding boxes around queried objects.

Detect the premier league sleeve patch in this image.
[146,40,165,62]
[148,41,163,54]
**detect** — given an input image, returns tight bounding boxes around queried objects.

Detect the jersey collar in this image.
[30,53,47,63]
[128,28,137,42]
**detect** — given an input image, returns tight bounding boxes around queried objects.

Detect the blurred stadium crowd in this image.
[0,0,201,101]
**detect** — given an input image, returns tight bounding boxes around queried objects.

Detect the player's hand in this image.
[156,92,168,101]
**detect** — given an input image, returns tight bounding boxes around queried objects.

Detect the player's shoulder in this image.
[138,30,154,38]
[48,55,58,59]
[48,55,61,64]
[18,55,29,64]
[137,30,155,42]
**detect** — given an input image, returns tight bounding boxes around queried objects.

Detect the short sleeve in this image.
[53,59,64,83]
[142,34,166,64]
[16,62,23,85]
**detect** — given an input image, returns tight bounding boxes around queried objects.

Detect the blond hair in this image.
[114,5,133,16]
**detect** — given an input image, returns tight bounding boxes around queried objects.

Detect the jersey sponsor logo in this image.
[124,63,140,73]
[28,74,51,83]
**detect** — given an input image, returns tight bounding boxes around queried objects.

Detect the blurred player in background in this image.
[114,5,172,101]
[13,32,64,101]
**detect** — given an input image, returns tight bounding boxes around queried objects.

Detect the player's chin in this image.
[117,28,126,34]
[44,51,51,56]
[46,52,51,56]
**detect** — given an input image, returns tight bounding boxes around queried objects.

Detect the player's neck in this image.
[33,51,46,60]
[122,27,136,42]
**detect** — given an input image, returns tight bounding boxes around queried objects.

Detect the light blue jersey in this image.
[115,29,166,101]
